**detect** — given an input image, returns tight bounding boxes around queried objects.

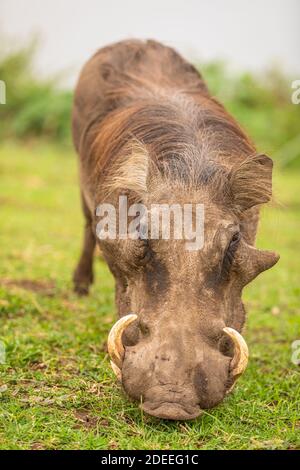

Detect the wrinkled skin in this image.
[99,187,278,420]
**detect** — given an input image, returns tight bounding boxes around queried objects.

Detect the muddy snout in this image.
[107,314,249,420]
[122,344,229,420]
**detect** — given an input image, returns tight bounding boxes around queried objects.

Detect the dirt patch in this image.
[31,442,45,450]
[29,361,48,371]
[0,278,56,296]
[74,410,104,430]
[108,440,119,449]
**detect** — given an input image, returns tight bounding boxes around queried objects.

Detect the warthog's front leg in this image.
[73,194,95,295]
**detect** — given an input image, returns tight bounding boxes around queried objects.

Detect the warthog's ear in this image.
[229,154,273,211]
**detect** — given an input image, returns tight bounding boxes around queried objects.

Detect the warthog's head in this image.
[98,144,279,420]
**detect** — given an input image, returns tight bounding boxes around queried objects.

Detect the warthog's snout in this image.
[107,314,249,420]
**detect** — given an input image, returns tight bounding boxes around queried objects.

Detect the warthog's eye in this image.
[221,232,241,278]
[137,239,152,266]
[230,232,241,246]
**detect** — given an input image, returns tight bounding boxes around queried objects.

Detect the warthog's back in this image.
[72,39,256,217]
[72,39,208,162]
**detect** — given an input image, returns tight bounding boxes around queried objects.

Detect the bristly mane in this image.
[91,88,253,176]
[84,41,271,209]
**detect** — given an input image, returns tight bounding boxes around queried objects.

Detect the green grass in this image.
[0,142,299,450]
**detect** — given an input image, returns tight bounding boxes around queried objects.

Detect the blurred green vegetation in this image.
[0,38,299,164]
[201,62,300,168]
[0,40,72,143]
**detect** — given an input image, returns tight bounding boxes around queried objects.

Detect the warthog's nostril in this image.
[141,401,201,420]
[155,354,171,361]
[139,320,150,336]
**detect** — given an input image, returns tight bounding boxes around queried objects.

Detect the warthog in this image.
[72,40,279,420]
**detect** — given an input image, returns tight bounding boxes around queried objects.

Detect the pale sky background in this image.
[0,0,299,87]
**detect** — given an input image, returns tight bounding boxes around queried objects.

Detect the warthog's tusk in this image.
[107,314,138,371]
[223,327,249,379]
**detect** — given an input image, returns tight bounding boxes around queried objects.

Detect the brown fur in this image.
[72,40,278,420]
